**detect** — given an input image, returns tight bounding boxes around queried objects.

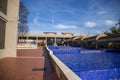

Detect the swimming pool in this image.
[49,46,120,80]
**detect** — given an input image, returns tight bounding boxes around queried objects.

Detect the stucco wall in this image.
[0,0,19,59]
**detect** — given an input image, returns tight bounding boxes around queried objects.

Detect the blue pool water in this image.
[49,46,120,80]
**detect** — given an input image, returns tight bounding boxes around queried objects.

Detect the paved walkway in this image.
[17,47,43,57]
[43,48,60,80]
[0,47,59,80]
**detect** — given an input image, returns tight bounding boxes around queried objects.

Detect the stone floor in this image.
[0,47,60,80]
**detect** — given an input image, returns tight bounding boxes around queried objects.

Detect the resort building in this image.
[63,35,83,46]
[98,34,120,49]
[63,33,120,49]
[17,32,77,46]
[0,0,19,59]
[81,34,107,49]
[1,0,119,80]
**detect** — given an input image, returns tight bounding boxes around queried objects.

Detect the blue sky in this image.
[21,0,120,35]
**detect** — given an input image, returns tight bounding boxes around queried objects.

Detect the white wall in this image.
[0,0,19,59]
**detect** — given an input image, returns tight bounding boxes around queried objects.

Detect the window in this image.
[0,19,6,49]
[0,0,8,14]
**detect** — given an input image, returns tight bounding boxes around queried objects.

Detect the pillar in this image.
[36,37,38,47]
[96,41,98,49]
[46,34,47,45]
[27,35,28,44]
[54,36,57,46]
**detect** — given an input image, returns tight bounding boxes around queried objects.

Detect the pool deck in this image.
[0,47,60,80]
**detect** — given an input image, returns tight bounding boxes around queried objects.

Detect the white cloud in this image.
[84,21,97,28]
[105,20,115,26]
[29,16,41,27]
[98,11,106,15]
[33,17,39,24]
[54,24,77,29]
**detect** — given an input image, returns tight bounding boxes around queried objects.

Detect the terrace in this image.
[0,0,120,80]
[0,47,60,80]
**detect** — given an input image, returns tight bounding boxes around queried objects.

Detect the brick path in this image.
[17,47,43,57]
[0,47,59,80]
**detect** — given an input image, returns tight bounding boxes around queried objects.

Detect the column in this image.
[36,37,38,47]
[96,41,98,49]
[27,35,28,44]
[46,34,47,46]
[54,36,57,46]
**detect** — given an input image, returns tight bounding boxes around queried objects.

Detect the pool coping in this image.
[46,46,81,80]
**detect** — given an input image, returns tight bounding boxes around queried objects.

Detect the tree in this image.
[109,26,120,34]
[18,1,29,34]
[104,20,120,35]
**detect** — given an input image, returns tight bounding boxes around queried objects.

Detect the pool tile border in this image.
[46,46,81,80]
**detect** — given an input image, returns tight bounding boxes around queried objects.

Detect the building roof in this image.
[72,36,83,41]
[18,32,73,38]
[61,32,73,35]
[81,34,107,42]
[98,34,120,42]
[43,32,57,34]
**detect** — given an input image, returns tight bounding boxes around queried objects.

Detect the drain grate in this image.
[32,68,46,71]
